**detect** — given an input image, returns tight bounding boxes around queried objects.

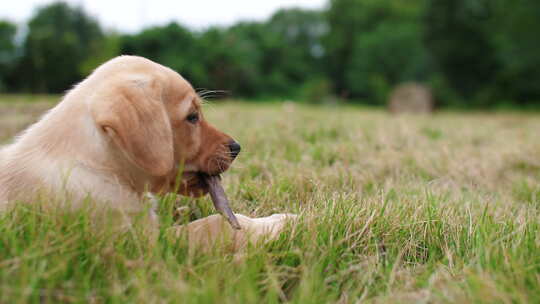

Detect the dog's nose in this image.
[227,140,241,159]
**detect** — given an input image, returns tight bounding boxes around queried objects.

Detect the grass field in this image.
[1,96,540,303]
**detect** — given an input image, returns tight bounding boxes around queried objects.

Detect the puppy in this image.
[0,55,294,247]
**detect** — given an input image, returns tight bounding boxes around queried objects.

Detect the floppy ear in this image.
[91,77,174,176]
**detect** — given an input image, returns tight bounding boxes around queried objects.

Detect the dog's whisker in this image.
[196,88,228,95]
[199,89,229,95]
[200,95,224,101]
[197,89,229,100]
[200,92,221,98]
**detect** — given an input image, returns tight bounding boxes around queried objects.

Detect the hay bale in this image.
[388,83,434,114]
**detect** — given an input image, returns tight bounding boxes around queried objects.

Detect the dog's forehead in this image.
[178,93,202,116]
[168,73,201,114]
[166,70,193,95]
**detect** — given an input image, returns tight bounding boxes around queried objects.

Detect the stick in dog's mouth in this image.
[201,174,242,230]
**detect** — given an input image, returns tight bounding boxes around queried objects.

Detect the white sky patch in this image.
[2,0,327,33]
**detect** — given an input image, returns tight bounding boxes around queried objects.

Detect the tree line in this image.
[0,0,539,108]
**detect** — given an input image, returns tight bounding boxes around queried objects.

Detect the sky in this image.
[2,0,327,32]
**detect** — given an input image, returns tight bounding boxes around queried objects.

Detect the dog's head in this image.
[90,56,240,196]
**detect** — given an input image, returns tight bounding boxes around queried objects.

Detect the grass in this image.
[1,97,540,303]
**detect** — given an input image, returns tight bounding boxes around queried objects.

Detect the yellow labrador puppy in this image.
[0,55,295,249]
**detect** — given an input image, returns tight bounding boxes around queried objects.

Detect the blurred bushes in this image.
[300,78,334,104]
[0,21,17,92]
[11,2,105,92]
[0,0,539,108]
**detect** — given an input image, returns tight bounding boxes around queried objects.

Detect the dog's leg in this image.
[170,213,297,251]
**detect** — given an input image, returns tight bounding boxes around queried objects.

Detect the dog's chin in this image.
[176,172,209,197]
[175,159,233,197]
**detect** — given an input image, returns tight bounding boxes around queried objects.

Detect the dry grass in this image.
[0,97,539,303]
[0,95,58,143]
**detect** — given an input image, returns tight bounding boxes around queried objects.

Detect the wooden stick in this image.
[203,174,242,230]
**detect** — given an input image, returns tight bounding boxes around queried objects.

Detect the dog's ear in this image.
[91,77,174,176]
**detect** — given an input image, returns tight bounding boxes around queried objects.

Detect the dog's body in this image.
[1,56,166,210]
[0,56,294,247]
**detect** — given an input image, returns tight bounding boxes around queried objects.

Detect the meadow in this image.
[1,96,539,303]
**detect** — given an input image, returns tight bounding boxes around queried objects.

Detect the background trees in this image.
[120,23,201,83]
[325,0,429,104]
[0,0,539,108]
[14,2,104,92]
[423,0,500,106]
[0,21,17,92]
[489,0,540,105]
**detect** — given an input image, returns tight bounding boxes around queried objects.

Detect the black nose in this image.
[228,140,241,159]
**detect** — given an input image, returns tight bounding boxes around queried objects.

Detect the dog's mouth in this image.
[177,172,241,230]
[177,172,208,197]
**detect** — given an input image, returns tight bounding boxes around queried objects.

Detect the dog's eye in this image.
[186,112,199,124]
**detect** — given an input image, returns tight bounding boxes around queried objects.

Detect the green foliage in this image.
[0,0,539,107]
[424,0,540,106]
[15,2,104,93]
[489,0,540,104]
[348,22,431,105]
[423,0,500,105]
[325,0,427,100]
[120,23,203,83]
[117,20,267,97]
[198,24,264,96]
[262,9,326,96]
[299,77,334,104]
[80,33,121,76]
[0,21,17,92]
[119,9,326,98]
